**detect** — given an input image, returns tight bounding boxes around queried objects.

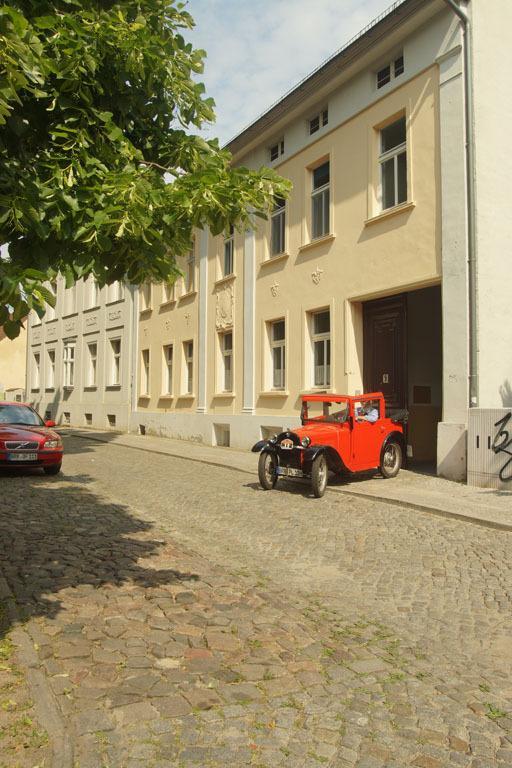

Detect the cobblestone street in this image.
[1,434,511,767]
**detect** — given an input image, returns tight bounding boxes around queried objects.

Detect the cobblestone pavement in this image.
[0,435,511,767]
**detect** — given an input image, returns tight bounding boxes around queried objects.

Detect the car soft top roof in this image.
[300,392,384,403]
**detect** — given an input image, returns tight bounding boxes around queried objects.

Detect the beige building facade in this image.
[0,325,27,401]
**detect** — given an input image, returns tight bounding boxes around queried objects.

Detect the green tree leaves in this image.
[0,0,290,337]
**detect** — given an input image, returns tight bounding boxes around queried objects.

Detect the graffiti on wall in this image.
[491,412,512,482]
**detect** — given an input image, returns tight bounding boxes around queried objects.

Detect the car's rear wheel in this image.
[44,464,61,476]
[258,451,277,490]
[380,441,402,479]
[311,454,328,498]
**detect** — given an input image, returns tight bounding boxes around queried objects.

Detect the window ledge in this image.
[214,274,236,288]
[299,388,333,395]
[158,394,174,400]
[138,393,150,400]
[83,386,97,391]
[258,390,289,398]
[45,388,55,393]
[365,200,415,227]
[30,388,40,393]
[62,312,78,319]
[83,305,100,313]
[260,253,289,268]
[213,392,236,399]
[106,298,125,307]
[105,384,121,391]
[179,290,198,301]
[139,307,153,317]
[45,318,58,324]
[159,300,177,309]
[298,233,336,253]
[63,385,74,392]
[177,393,195,400]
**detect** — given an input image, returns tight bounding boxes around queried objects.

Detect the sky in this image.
[186,0,399,145]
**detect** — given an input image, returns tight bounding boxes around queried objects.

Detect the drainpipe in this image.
[441,0,478,407]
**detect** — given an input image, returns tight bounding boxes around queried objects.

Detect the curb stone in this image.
[0,574,74,768]
[70,430,512,533]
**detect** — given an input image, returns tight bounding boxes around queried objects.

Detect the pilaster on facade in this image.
[242,227,256,415]
[197,227,209,414]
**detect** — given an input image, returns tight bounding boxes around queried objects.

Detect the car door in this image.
[351,400,384,470]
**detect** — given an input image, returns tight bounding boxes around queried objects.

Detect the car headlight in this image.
[301,436,311,447]
[44,438,62,449]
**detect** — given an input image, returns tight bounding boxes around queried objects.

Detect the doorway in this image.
[363,286,442,465]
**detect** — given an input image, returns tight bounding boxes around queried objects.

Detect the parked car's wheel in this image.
[311,454,328,498]
[258,451,277,490]
[380,441,402,479]
[43,464,62,476]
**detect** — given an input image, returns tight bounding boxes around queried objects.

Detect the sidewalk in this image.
[68,428,512,531]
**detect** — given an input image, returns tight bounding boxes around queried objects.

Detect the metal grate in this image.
[468,409,512,489]
[5,441,38,451]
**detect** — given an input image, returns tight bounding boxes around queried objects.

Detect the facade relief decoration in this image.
[271,281,280,297]
[215,283,234,330]
[108,309,122,322]
[85,315,98,328]
[32,327,42,343]
[312,267,324,285]
[63,319,77,334]
[46,324,58,340]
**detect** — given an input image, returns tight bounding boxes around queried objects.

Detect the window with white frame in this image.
[309,108,328,135]
[220,331,233,392]
[269,138,285,162]
[185,249,195,293]
[270,319,286,390]
[141,349,150,395]
[376,54,404,89]
[45,280,57,321]
[63,284,76,315]
[271,197,286,257]
[87,277,99,309]
[86,341,97,386]
[107,281,123,303]
[379,116,407,210]
[63,341,75,387]
[311,161,330,239]
[109,338,121,385]
[163,344,173,394]
[311,310,331,388]
[46,348,56,389]
[162,281,175,303]
[32,351,41,389]
[184,341,193,394]
[223,226,234,277]
[140,282,152,310]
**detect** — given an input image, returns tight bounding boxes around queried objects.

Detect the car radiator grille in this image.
[5,441,39,451]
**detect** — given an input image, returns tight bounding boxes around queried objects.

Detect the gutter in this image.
[441,0,478,407]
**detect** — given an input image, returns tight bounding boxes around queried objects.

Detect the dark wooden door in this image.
[363,295,407,411]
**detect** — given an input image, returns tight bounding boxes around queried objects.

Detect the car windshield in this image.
[0,404,44,426]
[301,400,349,424]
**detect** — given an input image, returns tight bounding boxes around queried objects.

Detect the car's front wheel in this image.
[311,454,328,498]
[380,441,402,479]
[258,451,278,490]
[43,463,62,476]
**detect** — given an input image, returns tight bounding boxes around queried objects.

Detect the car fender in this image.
[251,440,277,454]
[303,445,345,474]
[380,431,406,467]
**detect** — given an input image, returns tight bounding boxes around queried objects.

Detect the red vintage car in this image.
[252,393,407,497]
[0,402,63,475]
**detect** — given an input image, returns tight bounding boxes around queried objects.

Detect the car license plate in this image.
[277,466,303,478]
[7,453,38,462]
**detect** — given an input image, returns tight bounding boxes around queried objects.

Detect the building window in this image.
[311,310,331,388]
[163,281,175,303]
[220,331,233,392]
[46,281,57,321]
[87,277,99,309]
[86,341,97,387]
[379,116,407,210]
[32,351,41,390]
[185,249,195,293]
[46,349,56,389]
[184,341,193,394]
[271,197,286,256]
[63,284,76,316]
[108,281,123,303]
[270,319,285,390]
[141,349,150,395]
[309,108,328,135]
[377,55,404,89]
[141,282,152,310]
[109,338,121,385]
[223,226,234,277]
[269,138,285,162]
[311,161,330,239]
[163,344,173,394]
[63,342,75,387]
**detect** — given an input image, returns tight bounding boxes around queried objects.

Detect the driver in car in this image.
[356,401,379,423]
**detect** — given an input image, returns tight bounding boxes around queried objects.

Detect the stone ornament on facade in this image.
[108,309,122,321]
[271,281,280,297]
[184,312,192,327]
[215,283,234,330]
[312,267,324,285]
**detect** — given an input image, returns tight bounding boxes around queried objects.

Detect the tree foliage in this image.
[0,0,290,337]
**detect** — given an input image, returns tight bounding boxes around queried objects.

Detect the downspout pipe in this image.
[441,0,478,407]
